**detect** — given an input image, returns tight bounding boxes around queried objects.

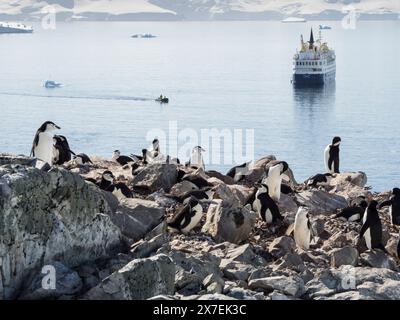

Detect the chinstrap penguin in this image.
[324,136,341,174]
[187,146,205,170]
[294,207,313,250]
[334,200,368,222]
[378,188,400,226]
[360,200,386,252]
[264,161,289,201]
[252,183,283,224]
[167,197,203,234]
[53,135,74,165]
[31,121,61,165]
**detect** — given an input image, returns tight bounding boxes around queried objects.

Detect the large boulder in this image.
[295,190,348,214]
[110,198,165,241]
[248,276,305,297]
[83,254,175,300]
[132,164,178,192]
[0,164,122,300]
[201,200,257,244]
[19,261,82,300]
[330,246,359,267]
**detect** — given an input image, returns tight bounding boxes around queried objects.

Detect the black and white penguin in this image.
[166,187,214,203]
[252,184,283,224]
[187,146,205,169]
[167,197,203,234]
[306,173,333,188]
[112,150,135,166]
[152,138,160,153]
[294,207,313,250]
[360,200,386,251]
[264,161,289,201]
[324,136,341,174]
[334,200,367,222]
[226,161,253,182]
[30,121,61,165]
[182,172,212,189]
[99,170,133,198]
[53,135,75,165]
[379,188,400,226]
[73,153,93,165]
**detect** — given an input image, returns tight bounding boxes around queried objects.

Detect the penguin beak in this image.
[55,125,61,130]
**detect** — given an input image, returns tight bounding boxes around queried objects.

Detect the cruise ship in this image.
[0,22,33,34]
[292,29,336,86]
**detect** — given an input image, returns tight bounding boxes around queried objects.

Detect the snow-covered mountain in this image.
[0,0,399,21]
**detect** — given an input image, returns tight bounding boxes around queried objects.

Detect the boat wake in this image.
[0,91,151,102]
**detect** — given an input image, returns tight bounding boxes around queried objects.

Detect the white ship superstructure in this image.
[292,29,335,86]
[0,22,33,34]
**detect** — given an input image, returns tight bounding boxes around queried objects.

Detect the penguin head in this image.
[113,150,121,157]
[41,121,61,132]
[359,200,368,208]
[152,138,160,150]
[280,161,289,174]
[368,200,378,209]
[193,146,205,154]
[258,183,269,193]
[102,170,114,182]
[393,188,400,196]
[332,136,341,146]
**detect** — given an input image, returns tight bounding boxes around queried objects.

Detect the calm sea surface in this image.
[0,21,399,190]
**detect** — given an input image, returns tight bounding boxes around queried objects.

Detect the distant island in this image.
[0,0,399,21]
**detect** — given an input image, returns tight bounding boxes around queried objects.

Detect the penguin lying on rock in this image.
[167,197,203,234]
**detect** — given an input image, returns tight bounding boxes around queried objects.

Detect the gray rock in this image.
[331,172,368,188]
[360,251,397,270]
[311,219,325,237]
[278,194,298,220]
[331,246,359,267]
[225,244,264,266]
[227,287,258,300]
[249,276,305,297]
[268,236,296,258]
[357,280,400,300]
[132,163,178,192]
[130,234,168,259]
[385,236,399,258]
[296,190,348,214]
[203,274,224,289]
[83,254,175,300]
[197,293,237,300]
[0,165,122,300]
[148,295,177,300]
[19,261,82,300]
[110,198,165,241]
[202,200,257,244]
[274,253,305,272]
[169,181,198,196]
[269,291,298,300]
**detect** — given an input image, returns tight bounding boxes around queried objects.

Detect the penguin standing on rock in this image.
[31,121,61,165]
[167,197,203,234]
[378,188,400,226]
[187,146,205,170]
[324,136,341,173]
[264,161,289,202]
[294,207,313,250]
[252,183,283,224]
[53,135,75,165]
[359,200,386,252]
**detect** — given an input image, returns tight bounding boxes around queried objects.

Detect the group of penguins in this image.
[30,122,400,258]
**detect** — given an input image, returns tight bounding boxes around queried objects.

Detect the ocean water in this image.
[0,21,399,191]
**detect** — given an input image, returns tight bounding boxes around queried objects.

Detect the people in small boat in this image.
[159,94,164,100]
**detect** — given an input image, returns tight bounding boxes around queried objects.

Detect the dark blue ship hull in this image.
[293,71,335,87]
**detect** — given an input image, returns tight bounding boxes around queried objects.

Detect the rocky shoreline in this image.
[0,152,399,300]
